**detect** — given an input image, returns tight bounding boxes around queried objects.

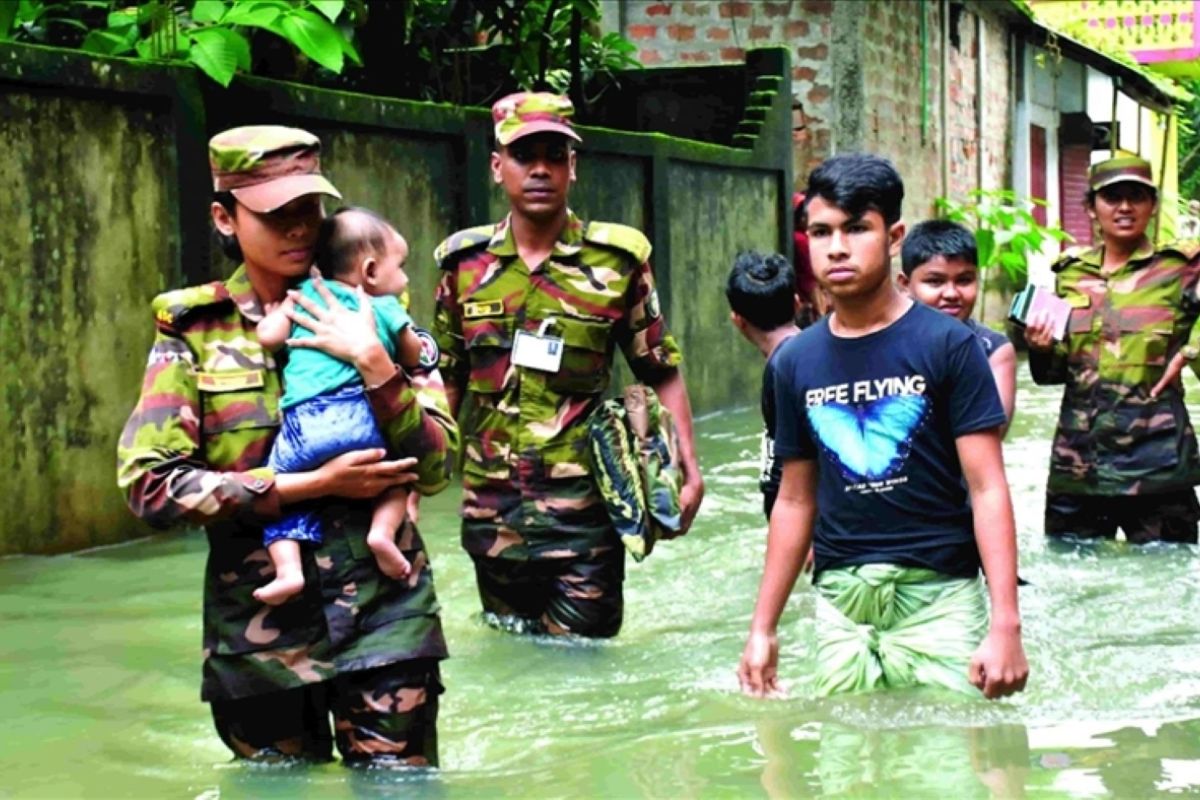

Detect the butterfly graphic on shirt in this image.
[807,394,929,481]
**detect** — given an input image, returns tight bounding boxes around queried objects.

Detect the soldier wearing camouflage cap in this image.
[1026,153,1200,543]
[430,92,705,637]
[117,125,458,765]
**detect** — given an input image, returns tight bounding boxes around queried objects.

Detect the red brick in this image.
[706,25,731,40]
[793,65,818,82]
[749,24,774,39]
[807,84,831,104]
[719,1,751,18]
[639,48,664,65]
[795,43,828,59]
[645,2,673,16]
[681,1,711,14]
[785,19,810,38]
[667,23,697,41]
[680,50,714,62]
[763,1,792,17]
[719,46,745,61]
[802,0,833,13]
[627,24,659,40]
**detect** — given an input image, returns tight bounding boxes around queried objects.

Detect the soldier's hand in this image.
[677,473,705,535]
[287,269,387,369]
[1150,351,1189,399]
[317,450,420,499]
[737,630,782,698]
[1022,310,1056,352]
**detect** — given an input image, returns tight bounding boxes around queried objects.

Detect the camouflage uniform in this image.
[117,126,457,765]
[1031,232,1200,542]
[432,211,682,634]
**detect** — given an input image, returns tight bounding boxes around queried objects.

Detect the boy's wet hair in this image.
[725,250,796,331]
[804,153,904,226]
[315,207,396,279]
[900,219,978,276]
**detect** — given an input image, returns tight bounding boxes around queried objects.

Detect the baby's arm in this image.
[257,297,295,351]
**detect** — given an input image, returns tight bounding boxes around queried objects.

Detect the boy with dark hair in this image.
[737,154,1028,699]
[726,250,801,518]
[254,207,429,604]
[899,219,1016,433]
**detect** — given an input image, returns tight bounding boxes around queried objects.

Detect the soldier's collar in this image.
[1092,238,1156,268]
[488,210,585,260]
[226,265,266,322]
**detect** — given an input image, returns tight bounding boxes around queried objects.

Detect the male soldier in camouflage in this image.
[431,92,705,637]
[1026,154,1200,543]
[117,126,458,766]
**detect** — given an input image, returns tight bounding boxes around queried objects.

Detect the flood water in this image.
[3,363,1200,798]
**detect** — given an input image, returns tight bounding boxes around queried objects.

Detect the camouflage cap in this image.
[1089,154,1155,192]
[208,125,341,214]
[492,92,582,147]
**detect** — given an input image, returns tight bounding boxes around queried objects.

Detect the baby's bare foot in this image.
[253,572,305,606]
[367,529,412,580]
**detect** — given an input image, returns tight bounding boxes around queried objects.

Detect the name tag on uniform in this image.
[512,317,563,372]
[196,369,265,392]
[464,300,505,319]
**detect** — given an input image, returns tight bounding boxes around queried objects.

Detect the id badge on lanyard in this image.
[512,317,564,373]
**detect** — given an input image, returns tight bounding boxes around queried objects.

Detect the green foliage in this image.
[0,0,360,86]
[1180,79,1200,205]
[935,189,1073,284]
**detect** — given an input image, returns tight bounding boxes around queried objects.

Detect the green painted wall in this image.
[0,91,176,552]
[666,163,781,411]
[0,43,791,554]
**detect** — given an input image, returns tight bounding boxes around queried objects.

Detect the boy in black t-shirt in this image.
[898,219,1017,436]
[725,251,801,519]
[736,154,1028,699]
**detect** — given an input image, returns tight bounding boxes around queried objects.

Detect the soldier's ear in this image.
[491,151,503,184]
[569,149,577,183]
[211,202,236,235]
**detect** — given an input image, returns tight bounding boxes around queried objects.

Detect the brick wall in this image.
[617,0,1014,221]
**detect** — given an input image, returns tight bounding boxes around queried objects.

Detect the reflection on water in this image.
[2,362,1200,798]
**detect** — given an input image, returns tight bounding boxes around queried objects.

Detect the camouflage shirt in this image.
[117,265,458,702]
[432,212,682,560]
[1030,240,1200,495]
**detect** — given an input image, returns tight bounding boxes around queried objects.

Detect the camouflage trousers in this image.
[209,659,442,767]
[1045,490,1200,544]
[471,548,625,638]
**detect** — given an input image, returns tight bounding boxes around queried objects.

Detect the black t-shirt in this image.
[773,302,1007,578]
[964,318,1011,358]
[760,333,798,518]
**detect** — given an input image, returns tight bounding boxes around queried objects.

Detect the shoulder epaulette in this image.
[434,225,494,268]
[1162,239,1200,261]
[1051,245,1092,273]
[151,281,231,332]
[583,222,652,264]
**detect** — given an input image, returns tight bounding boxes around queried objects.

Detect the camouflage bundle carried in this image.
[589,385,683,561]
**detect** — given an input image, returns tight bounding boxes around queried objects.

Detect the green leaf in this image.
[998,251,1026,282]
[0,2,18,39]
[81,29,136,55]
[221,2,282,27]
[106,9,138,29]
[976,228,996,268]
[339,31,362,66]
[188,26,248,86]
[191,0,228,24]
[275,8,344,72]
[309,0,345,23]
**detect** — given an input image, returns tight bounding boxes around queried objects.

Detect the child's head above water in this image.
[725,250,797,333]
[898,219,979,322]
[314,207,409,298]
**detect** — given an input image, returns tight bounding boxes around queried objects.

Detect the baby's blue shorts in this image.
[263,384,387,546]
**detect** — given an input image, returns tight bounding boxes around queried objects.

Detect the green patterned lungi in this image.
[814,563,988,696]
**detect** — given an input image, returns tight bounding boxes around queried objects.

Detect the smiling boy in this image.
[899,220,1017,434]
[737,154,1027,699]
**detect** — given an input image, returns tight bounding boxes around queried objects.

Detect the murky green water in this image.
[4,364,1200,798]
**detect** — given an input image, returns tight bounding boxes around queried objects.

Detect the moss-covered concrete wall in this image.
[0,90,177,552]
[666,163,781,411]
[0,42,790,554]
